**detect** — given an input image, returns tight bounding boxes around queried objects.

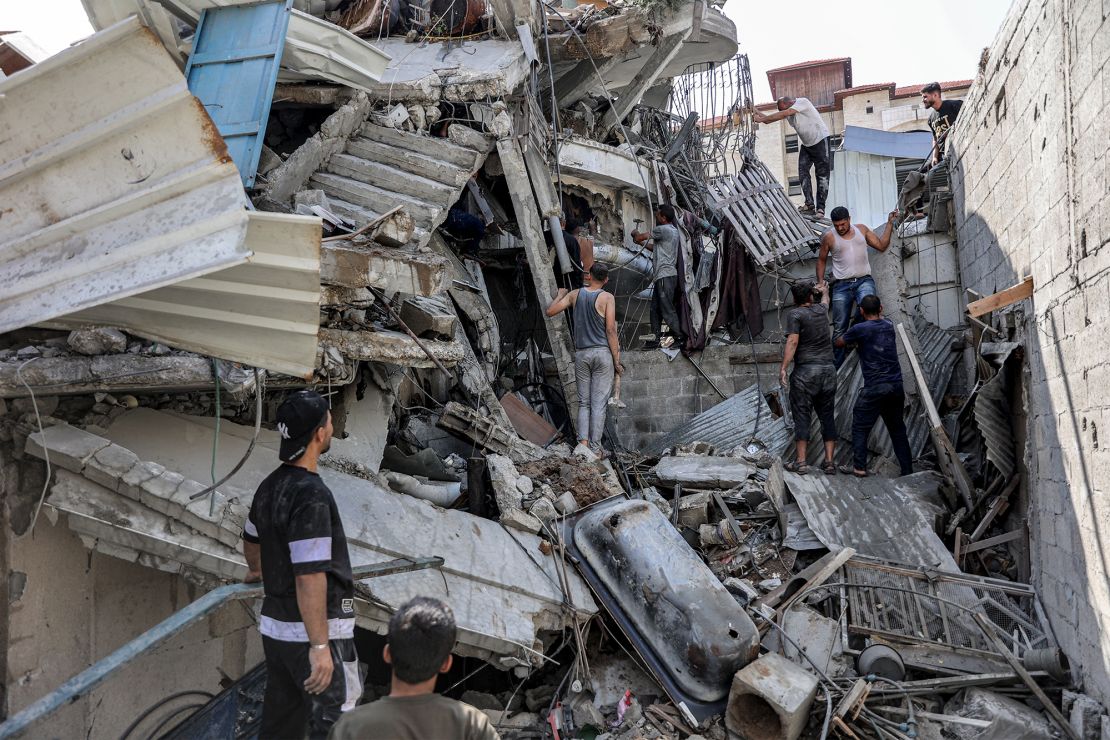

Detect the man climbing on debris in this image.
[546,262,622,458]
[817,206,898,366]
[546,214,584,291]
[242,390,361,739]
[922,81,963,168]
[780,281,838,475]
[631,204,686,349]
[753,96,831,217]
[835,295,913,477]
[328,597,499,740]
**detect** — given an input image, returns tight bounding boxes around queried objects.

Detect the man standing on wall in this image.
[816,207,898,366]
[922,82,963,168]
[546,263,622,459]
[631,204,686,349]
[242,390,361,739]
[779,282,838,475]
[753,95,832,218]
[834,295,913,477]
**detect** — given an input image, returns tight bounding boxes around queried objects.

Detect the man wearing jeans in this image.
[754,96,831,217]
[835,295,913,477]
[545,263,622,458]
[816,206,898,366]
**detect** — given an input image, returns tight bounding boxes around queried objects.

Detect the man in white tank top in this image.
[816,206,897,366]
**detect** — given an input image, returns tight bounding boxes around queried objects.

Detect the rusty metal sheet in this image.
[499,392,560,447]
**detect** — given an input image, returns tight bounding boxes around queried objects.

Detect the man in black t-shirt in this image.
[779,282,838,475]
[921,82,963,167]
[835,295,913,477]
[242,390,361,739]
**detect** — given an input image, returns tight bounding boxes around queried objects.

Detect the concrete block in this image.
[84,443,141,493]
[370,209,416,248]
[486,453,523,513]
[25,423,112,473]
[138,469,187,519]
[1068,690,1104,740]
[527,497,558,524]
[118,459,164,503]
[726,652,818,740]
[500,507,542,534]
[781,605,844,671]
[448,123,493,154]
[67,327,127,356]
[400,296,457,338]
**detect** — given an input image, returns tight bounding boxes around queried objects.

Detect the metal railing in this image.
[0,557,444,739]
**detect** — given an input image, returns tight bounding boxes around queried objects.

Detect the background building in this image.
[752,57,971,204]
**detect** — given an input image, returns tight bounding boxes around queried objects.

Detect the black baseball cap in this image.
[276,390,330,462]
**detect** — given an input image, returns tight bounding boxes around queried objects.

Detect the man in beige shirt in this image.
[328,597,499,740]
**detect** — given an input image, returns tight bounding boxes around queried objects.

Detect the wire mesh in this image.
[667,53,756,178]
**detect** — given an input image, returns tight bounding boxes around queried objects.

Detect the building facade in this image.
[752,57,971,204]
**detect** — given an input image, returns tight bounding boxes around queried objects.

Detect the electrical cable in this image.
[148,702,206,739]
[118,690,215,740]
[17,357,52,536]
[188,367,264,502]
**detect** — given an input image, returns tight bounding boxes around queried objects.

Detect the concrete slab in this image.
[361,39,528,102]
[99,409,597,664]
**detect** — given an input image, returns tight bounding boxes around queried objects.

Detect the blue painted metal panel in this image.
[185,0,294,187]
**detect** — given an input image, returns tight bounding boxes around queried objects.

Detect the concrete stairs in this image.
[308,123,488,247]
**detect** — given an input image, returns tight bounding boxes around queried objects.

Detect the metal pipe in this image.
[592,242,653,276]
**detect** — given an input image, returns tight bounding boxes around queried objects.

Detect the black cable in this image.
[149,702,206,739]
[118,691,215,740]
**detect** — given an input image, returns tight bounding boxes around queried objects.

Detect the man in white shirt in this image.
[754,96,831,218]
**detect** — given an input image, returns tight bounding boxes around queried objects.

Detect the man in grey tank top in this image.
[545,263,623,458]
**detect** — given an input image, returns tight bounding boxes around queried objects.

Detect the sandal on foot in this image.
[816,210,826,219]
[821,461,837,475]
[798,204,815,214]
[837,464,868,478]
[784,460,810,475]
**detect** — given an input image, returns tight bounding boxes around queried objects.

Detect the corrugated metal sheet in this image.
[644,383,792,456]
[974,343,1021,480]
[826,150,897,228]
[841,125,932,159]
[806,315,960,467]
[51,212,322,379]
[185,0,293,187]
[90,0,393,89]
[784,470,959,570]
[0,17,254,335]
[0,17,322,378]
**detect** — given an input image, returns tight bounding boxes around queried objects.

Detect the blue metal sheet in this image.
[841,125,933,159]
[185,0,293,187]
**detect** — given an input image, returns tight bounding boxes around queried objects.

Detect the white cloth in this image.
[787,97,830,147]
[829,225,872,280]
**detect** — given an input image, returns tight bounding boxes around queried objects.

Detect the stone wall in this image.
[950,0,1110,703]
[610,345,781,450]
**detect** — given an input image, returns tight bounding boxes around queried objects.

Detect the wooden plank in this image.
[896,322,976,509]
[969,476,1019,541]
[963,528,1024,554]
[967,277,1034,317]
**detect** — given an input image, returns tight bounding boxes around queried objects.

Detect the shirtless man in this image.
[816,206,898,366]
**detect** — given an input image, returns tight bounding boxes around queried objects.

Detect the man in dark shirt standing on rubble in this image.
[780,282,837,475]
[922,82,963,168]
[632,204,686,349]
[242,390,361,739]
[835,295,913,477]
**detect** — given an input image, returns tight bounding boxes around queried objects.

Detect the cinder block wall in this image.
[610,345,781,450]
[950,0,1110,702]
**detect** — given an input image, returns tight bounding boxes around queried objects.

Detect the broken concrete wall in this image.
[4,516,261,738]
[950,0,1110,704]
[611,346,781,450]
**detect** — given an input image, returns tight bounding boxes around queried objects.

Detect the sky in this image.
[727,0,1014,101]
[2,0,1011,98]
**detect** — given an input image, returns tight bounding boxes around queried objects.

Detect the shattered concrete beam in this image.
[549,10,656,63]
[0,355,253,399]
[319,328,464,368]
[272,84,355,107]
[437,401,549,464]
[321,241,451,296]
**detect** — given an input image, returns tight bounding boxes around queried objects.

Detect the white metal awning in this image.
[0,17,322,378]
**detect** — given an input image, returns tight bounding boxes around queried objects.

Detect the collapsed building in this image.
[0,0,1107,737]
